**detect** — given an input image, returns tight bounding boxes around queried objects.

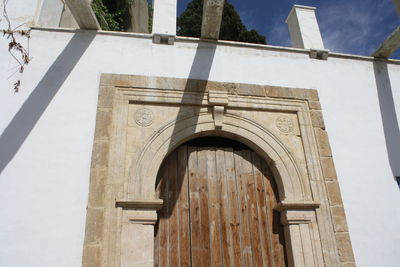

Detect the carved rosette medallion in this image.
[135,108,153,127]
[276,115,294,134]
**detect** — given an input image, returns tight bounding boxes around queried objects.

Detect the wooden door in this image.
[154,146,286,267]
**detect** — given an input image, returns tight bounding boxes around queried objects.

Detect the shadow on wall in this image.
[167,42,217,151]
[373,61,400,178]
[0,32,96,174]
[136,42,217,200]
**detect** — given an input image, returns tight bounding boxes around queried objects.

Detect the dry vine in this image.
[1,0,32,92]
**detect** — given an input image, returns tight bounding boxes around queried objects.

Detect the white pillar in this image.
[127,0,149,33]
[64,0,100,30]
[152,0,177,36]
[38,0,64,27]
[59,4,79,28]
[286,5,324,50]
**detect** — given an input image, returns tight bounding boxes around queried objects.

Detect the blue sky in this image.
[177,0,400,59]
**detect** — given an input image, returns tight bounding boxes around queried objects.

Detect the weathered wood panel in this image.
[155,146,286,267]
[177,146,191,267]
[188,147,201,267]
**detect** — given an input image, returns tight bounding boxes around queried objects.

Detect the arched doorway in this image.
[154,137,287,266]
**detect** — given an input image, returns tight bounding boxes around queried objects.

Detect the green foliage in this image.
[177,0,266,44]
[91,0,129,31]
[148,3,153,33]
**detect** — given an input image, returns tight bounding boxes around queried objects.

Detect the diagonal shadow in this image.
[154,41,217,210]
[0,32,96,174]
[167,41,217,152]
[373,61,400,177]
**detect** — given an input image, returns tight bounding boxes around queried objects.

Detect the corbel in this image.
[208,90,228,128]
[153,34,175,45]
[116,199,164,210]
[309,49,329,60]
[275,201,320,226]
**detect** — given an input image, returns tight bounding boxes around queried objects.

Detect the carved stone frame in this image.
[82,74,356,267]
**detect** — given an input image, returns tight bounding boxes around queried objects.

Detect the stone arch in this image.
[127,111,312,203]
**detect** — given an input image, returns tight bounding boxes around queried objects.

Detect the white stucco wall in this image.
[1,2,400,267]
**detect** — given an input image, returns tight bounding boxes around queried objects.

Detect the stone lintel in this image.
[116,199,164,210]
[372,26,400,58]
[201,0,225,40]
[64,0,100,30]
[99,74,320,102]
[208,90,228,105]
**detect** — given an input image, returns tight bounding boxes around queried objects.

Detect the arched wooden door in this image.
[155,144,287,267]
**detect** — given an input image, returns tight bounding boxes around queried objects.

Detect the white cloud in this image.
[318,0,394,55]
[264,0,397,56]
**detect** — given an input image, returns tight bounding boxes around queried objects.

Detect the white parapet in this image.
[152,0,177,36]
[286,5,324,50]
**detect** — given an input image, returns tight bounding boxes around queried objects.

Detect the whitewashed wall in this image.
[1,2,400,267]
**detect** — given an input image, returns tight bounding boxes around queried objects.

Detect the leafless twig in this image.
[1,0,32,92]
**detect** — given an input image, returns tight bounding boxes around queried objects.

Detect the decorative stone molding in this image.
[116,199,164,210]
[276,203,324,266]
[281,209,324,266]
[82,74,356,267]
[208,90,228,128]
[208,90,229,105]
[275,201,320,211]
[212,106,225,128]
[120,210,158,266]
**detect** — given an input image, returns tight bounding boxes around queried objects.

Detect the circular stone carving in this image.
[135,108,153,127]
[276,116,294,134]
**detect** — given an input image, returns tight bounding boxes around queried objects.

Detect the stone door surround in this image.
[82,74,356,267]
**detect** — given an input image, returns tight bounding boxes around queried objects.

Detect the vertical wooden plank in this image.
[168,150,179,267]
[234,151,253,266]
[225,148,243,267]
[158,158,169,267]
[156,145,287,267]
[177,146,191,267]
[188,147,202,267]
[261,158,287,266]
[154,164,163,267]
[252,152,275,267]
[197,148,211,266]
[207,148,223,266]
[154,220,159,267]
[217,149,234,267]
[241,150,264,267]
